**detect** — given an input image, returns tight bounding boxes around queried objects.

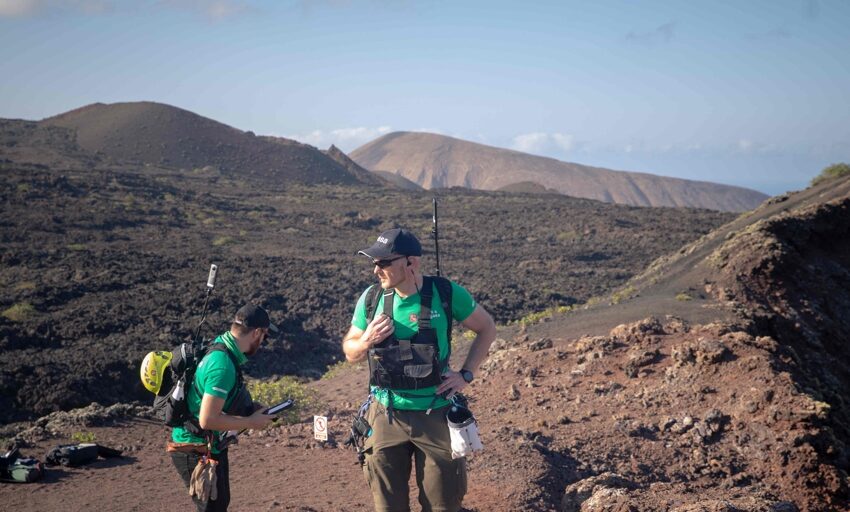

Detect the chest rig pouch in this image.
[367,276,445,390]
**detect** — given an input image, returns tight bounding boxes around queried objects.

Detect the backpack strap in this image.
[190,343,243,411]
[418,276,433,330]
[430,275,454,368]
[364,276,454,369]
[365,284,383,322]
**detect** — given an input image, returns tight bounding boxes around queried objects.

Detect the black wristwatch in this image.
[460,369,474,383]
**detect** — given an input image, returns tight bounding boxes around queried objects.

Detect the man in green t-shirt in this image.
[343,228,496,512]
[169,304,278,512]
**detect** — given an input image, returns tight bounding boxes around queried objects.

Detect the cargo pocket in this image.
[403,364,434,378]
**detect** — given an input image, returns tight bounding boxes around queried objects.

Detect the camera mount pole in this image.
[193,264,218,344]
[432,197,441,277]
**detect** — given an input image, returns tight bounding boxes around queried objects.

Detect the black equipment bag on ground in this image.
[45,443,99,467]
[44,443,123,467]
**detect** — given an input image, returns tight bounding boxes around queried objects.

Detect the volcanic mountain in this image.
[350,131,768,212]
[41,101,383,186]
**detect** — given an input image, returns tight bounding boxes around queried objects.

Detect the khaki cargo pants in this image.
[362,401,467,512]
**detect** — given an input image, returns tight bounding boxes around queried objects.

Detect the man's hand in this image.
[436,370,468,398]
[361,313,394,347]
[247,408,275,430]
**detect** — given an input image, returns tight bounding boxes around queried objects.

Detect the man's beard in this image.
[244,339,260,356]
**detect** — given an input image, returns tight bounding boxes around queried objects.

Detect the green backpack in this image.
[0,447,45,483]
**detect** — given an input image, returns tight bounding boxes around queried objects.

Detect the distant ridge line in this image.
[350,131,769,212]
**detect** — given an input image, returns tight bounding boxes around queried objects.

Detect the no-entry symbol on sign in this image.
[313,415,328,441]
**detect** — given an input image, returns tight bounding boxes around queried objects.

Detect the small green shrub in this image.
[71,431,96,443]
[246,377,322,425]
[675,293,693,301]
[584,296,603,307]
[611,285,637,305]
[2,302,35,322]
[516,305,573,327]
[212,236,233,246]
[556,230,580,242]
[16,183,30,193]
[67,243,87,251]
[811,162,850,186]
[14,281,36,291]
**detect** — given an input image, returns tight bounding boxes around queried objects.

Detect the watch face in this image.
[461,370,473,383]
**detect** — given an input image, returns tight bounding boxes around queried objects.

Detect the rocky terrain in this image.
[0,154,729,425]
[350,131,769,212]
[2,174,845,511]
[2,105,847,511]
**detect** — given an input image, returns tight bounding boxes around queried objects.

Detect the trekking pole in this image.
[432,197,441,277]
[193,264,218,344]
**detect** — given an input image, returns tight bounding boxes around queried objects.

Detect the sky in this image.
[1,0,848,195]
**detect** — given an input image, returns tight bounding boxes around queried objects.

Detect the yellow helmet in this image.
[140,350,173,394]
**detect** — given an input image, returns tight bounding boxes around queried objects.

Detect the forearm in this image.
[199,412,259,432]
[461,323,497,372]
[343,334,370,363]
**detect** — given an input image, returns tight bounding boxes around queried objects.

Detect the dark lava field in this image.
[0,162,732,424]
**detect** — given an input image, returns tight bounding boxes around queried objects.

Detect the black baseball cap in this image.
[234,304,279,334]
[358,228,422,260]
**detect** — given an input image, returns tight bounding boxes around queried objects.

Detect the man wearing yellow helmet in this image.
[168,303,278,512]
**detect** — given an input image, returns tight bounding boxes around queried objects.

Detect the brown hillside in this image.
[372,169,424,191]
[40,101,372,185]
[351,131,769,212]
[0,119,99,170]
[505,173,850,510]
[323,144,388,187]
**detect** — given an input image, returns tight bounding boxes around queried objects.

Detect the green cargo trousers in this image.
[362,401,467,512]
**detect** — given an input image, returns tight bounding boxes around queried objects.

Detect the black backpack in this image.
[365,275,454,348]
[152,340,247,435]
[44,443,123,467]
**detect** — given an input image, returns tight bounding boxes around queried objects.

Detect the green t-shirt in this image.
[171,331,245,452]
[351,279,477,411]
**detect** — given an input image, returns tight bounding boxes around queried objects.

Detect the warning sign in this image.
[313,415,328,441]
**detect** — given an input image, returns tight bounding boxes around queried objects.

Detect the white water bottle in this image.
[171,377,185,401]
[447,405,484,459]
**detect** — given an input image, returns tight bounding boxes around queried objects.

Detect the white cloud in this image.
[157,0,252,21]
[512,132,576,155]
[0,0,41,17]
[285,126,392,151]
[552,133,574,152]
[511,132,550,153]
[0,0,112,17]
[738,139,754,151]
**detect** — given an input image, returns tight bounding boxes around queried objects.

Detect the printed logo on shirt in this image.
[409,313,418,323]
[430,311,442,319]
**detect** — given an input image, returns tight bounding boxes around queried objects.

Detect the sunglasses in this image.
[373,255,406,268]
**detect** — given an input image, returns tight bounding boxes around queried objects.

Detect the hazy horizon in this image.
[2,0,848,196]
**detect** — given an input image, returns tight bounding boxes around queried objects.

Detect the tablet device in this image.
[264,399,295,415]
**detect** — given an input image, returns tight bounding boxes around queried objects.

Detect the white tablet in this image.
[265,399,295,415]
